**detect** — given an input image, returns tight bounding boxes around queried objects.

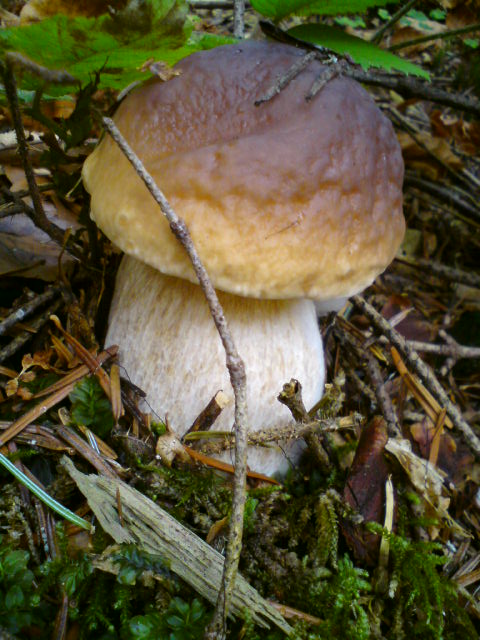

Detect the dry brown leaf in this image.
[20,0,124,22]
[381,294,437,342]
[342,417,392,564]
[430,110,480,156]
[391,347,454,430]
[385,437,469,537]
[397,130,464,175]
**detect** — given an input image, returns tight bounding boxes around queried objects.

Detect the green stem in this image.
[0,452,92,531]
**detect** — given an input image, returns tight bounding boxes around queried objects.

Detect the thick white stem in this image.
[107,256,325,476]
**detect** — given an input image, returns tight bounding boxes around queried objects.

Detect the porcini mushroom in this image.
[82,41,404,476]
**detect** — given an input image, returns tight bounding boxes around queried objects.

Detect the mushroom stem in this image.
[107,255,325,476]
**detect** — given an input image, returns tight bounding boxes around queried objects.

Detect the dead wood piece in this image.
[62,457,292,635]
[278,379,330,472]
[186,390,231,436]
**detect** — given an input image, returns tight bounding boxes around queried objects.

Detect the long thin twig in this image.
[366,354,402,437]
[0,62,83,260]
[233,0,245,39]
[351,295,480,457]
[389,22,480,52]
[404,173,480,223]
[102,117,248,639]
[397,257,480,288]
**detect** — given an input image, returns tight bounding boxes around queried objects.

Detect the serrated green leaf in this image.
[0,10,234,94]
[250,0,399,22]
[288,24,429,78]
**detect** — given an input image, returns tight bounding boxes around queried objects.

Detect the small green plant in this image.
[128,597,210,640]
[111,544,171,586]
[308,555,371,640]
[69,376,115,437]
[0,538,44,634]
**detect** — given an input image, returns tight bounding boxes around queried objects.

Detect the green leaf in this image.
[2,549,29,576]
[250,0,399,22]
[5,585,24,609]
[288,24,430,78]
[0,7,234,94]
[69,376,114,437]
[128,613,162,639]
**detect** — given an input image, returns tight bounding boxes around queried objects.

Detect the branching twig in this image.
[254,52,317,105]
[102,117,248,639]
[278,379,331,472]
[408,331,480,375]
[259,21,480,116]
[351,295,480,457]
[189,415,360,455]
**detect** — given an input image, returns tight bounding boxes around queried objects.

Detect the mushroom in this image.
[82,41,404,476]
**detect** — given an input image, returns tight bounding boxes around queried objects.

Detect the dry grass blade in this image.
[183,446,280,485]
[32,346,118,399]
[391,347,453,429]
[50,315,113,399]
[56,424,119,478]
[0,382,77,447]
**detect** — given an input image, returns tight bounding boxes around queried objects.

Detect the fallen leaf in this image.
[342,417,392,564]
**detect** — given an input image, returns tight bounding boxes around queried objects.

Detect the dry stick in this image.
[254,52,317,106]
[189,0,236,7]
[366,354,402,438]
[233,0,245,39]
[0,286,61,338]
[0,63,72,249]
[389,22,480,52]
[351,295,480,457]
[344,67,480,118]
[407,337,480,361]
[102,117,248,639]
[396,257,480,288]
[0,299,62,364]
[371,0,418,44]
[404,174,480,223]
[335,323,400,435]
[259,21,480,117]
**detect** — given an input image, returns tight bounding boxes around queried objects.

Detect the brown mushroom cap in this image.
[82,40,404,300]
